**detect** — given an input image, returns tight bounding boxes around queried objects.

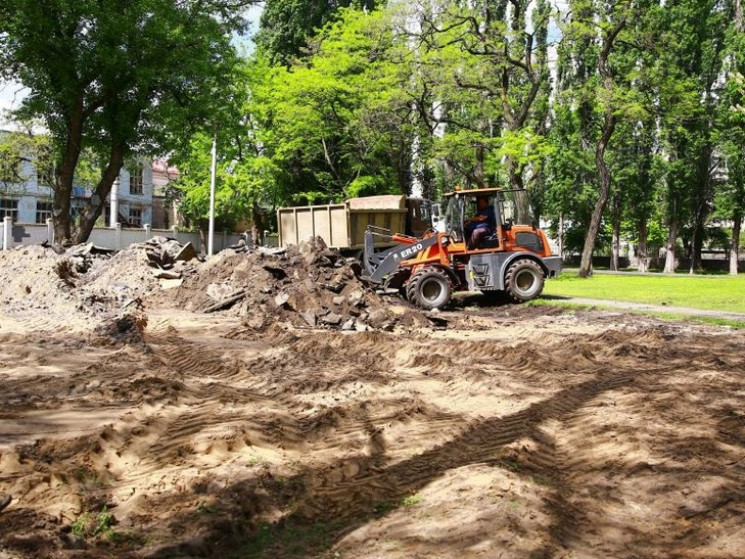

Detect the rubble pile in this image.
[0,236,431,338]
[142,236,199,279]
[0,238,200,337]
[158,236,431,332]
[65,242,117,273]
[0,245,74,314]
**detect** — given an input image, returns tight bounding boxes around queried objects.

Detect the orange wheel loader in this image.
[361,188,562,310]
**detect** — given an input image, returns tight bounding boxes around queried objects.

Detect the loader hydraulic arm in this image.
[362,227,439,283]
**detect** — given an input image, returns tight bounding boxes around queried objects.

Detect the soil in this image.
[0,240,744,558]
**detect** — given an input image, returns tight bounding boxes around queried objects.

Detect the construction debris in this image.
[157,235,432,331]
[0,236,433,340]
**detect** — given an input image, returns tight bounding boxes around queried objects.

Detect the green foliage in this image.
[3,0,743,262]
[0,0,251,241]
[245,7,420,206]
[0,129,101,191]
[256,0,382,65]
[0,133,32,187]
[71,507,115,539]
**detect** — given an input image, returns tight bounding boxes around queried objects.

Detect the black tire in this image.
[504,258,545,303]
[385,268,411,291]
[406,267,452,310]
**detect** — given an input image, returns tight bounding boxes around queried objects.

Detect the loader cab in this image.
[443,187,535,250]
[498,188,534,228]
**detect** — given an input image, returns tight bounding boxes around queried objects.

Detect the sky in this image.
[0,82,29,123]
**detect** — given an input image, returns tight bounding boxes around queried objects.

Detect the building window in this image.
[0,198,19,221]
[36,164,54,187]
[129,208,142,226]
[129,164,143,195]
[36,201,53,224]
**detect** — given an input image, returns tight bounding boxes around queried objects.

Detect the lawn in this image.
[541,271,745,313]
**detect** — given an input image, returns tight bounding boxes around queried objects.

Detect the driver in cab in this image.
[465,196,496,249]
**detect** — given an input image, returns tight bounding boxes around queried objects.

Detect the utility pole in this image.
[208,134,217,256]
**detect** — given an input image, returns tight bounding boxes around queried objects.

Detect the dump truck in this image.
[362,187,562,309]
[277,195,432,254]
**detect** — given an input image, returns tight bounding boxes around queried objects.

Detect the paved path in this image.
[544,296,745,321]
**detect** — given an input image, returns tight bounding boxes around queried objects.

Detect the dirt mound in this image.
[155,237,432,332]
[0,243,170,338]
[89,302,148,347]
[0,237,431,342]
[2,278,745,559]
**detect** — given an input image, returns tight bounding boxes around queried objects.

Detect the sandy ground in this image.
[0,244,744,558]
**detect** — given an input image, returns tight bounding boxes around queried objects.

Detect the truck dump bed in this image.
[277,195,407,251]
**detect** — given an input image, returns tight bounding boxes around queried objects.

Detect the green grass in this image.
[542,271,745,313]
[234,521,346,559]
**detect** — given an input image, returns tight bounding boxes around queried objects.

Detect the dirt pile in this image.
[0,236,430,338]
[0,239,197,338]
[156,236,432,332]
[0,245,101,334]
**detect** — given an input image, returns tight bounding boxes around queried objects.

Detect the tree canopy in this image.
[0,0,253,242]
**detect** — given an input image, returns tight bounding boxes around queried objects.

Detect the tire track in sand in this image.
[292,364,645,520]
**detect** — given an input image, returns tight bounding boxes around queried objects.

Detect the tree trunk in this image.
[578,19,625,278]
[578,117,615,278]
[664,217,678,273]
[610,193,621,271]
[474,143,485,187]
[53,93,86,244]
[74,142,125,244]
[637,219,648,273]
[689,147,713,274]
[731,212,742,276]
[730,0,743,276]
[506,155,525,190]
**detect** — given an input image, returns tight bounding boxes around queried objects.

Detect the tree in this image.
[716,0,745,274]
[0,0,252,244]
[253,8,421,204]
[411,0,554,191]
[256,0,382,65]
[552,0,636,277]
[0,126,101,197]
[650,0,730,273]
[168,57,282,243]
[0,129,50,189]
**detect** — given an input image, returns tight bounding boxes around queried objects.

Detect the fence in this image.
[1,217,246,254]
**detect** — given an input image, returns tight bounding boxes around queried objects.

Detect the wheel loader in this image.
[361,188,562,310]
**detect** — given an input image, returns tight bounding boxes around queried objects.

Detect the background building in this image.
[0,132,163,228]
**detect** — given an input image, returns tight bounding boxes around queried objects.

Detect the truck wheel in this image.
[504,259,544,303]
[406,267,452,310]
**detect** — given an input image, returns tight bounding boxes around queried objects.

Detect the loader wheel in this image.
[406,267,452,310]
[504,259,545,303]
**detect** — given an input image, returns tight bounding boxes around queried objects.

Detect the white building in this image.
[0,133,155,227]
[107,161,155,227]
